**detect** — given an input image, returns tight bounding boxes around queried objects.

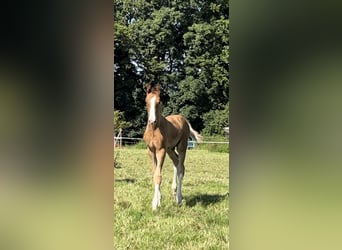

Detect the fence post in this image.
[119,128,122,148]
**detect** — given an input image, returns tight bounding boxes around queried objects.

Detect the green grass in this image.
[114,148,229,249]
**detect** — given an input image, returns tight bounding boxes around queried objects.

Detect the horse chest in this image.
[143,129,165,150]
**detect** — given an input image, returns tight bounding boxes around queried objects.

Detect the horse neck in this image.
[147,110,164,130]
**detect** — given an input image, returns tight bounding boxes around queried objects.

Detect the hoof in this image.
[173,190,177,199]
[152,202,159,210]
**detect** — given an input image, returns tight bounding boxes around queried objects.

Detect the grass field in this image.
[114,148,229,249]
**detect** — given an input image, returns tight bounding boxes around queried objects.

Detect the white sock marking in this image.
[152,183,161,210]
[172,166,177,193]
[148,96,156,123]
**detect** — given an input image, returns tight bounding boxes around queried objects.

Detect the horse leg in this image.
[175,143,187,205]
[148,148,159,209]
[167,149,179,199]
[152,148,166,210]
[148,148,157,177]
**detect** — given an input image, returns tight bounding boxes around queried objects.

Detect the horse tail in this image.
[186,120,203,142]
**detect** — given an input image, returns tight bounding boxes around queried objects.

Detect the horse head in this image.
[145,83,162,126]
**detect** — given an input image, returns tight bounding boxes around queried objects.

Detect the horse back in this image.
[164,115,190,147]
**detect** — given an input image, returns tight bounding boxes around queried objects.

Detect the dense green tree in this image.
[114,0,146,137]
[202,103,229,136]
[177,18,229,131]
[114,0,229,137]
[114,110,132,131]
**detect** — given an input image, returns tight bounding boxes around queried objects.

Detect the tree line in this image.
[114,0,229,138]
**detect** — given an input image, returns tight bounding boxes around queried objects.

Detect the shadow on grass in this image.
[185,192,229,207]
[116,201,132,208]
[115,178,136,183]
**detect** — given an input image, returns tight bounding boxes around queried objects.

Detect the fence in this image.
[114,136,143,147]
[114,136,229,149]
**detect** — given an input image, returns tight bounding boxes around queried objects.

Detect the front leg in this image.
[152,148,166,210]
[148,148,157,176]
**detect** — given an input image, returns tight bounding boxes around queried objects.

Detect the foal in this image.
[143,83,203,210]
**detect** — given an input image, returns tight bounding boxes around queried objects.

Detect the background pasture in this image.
[114,148,229,249]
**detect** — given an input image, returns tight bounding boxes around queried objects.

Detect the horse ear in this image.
[154,83,161,94]
[146,83,152,93]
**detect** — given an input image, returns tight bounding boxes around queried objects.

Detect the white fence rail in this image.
[114,136,229,148]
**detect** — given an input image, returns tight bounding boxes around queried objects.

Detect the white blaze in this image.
[148,96,156,123]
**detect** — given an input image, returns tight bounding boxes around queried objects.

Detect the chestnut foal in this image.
[143,84,203,210]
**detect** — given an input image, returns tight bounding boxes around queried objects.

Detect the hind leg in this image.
[175,143,187,205]
[167,149,179,199]
[175,158,184,204]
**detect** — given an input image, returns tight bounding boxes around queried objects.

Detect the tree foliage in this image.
[202,103,229,136]
[114,110,132,130]
[114,0,229,137]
